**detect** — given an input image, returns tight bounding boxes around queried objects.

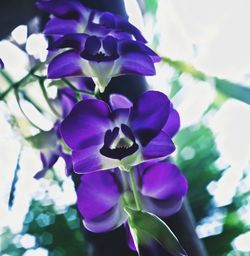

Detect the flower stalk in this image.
[129,167,142,211]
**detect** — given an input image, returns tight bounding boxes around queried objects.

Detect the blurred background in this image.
[1,0,250,255]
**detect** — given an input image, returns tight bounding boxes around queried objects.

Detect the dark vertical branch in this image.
[166,200,207,256]
[79,1,207,255]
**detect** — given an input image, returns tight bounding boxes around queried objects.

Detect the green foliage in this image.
[162,56,250,106]
[144,0,158,15]
[1,200,87,256]
[26,130,58,149]
[215,78,250,105]
[126,207,187,256]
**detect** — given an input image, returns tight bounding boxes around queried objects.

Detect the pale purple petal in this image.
[109,94,133,110]
[45,17,79,35]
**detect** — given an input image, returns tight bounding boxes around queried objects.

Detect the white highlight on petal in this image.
[0,40,29,80]
[11,25,28,45]
[26,34,48,62]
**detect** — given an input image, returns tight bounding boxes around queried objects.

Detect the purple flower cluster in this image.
[37,0,160,92]
[37,0,188,254]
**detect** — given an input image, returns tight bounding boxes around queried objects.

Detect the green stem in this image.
[39,78,61,118]
[14,88,43,131]
[129,168,142,211]
[0,70,13,84]
[0,63,43,100]
[120,169,129,191]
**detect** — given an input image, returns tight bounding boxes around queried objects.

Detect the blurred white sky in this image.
[126,0,250,85]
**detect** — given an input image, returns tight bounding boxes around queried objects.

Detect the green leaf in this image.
[215,78,250,105]
[145,0,158,15]
[162,57,206,80]
[125,207,187,256]
[26,130,57,149]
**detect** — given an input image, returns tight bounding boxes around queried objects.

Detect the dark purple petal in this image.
[162,107,180,138]
[103,36,118,56]
[36,0,90,20]
[77,171,126,232]
[44,18,79,35]
[48,50,82,78]
[99,12,116,28]
[109,94,133,110]
[124,222,137,251]
[115,18,147,43]
[34,151,59,179]
[58,146,73,176]
[130,91,171,146]
[57,87,77,117]
[0,58,4,69]
[60,99,112,150]
[139,162,188,217]
[67,77,95,92]
[141,131,175,160]
[119,52,155,76]
[84,35,101,55]
[49,34,88,51]
[119,40,160,63]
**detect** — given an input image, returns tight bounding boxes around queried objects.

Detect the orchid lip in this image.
[80,35,119,62]
[100,124,139,160]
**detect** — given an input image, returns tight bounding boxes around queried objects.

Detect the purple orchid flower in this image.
[34,77,93,179]
[36,0,146,42]
[48,34,160,92]
[60,91,179,174]
[76,161,188,233]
